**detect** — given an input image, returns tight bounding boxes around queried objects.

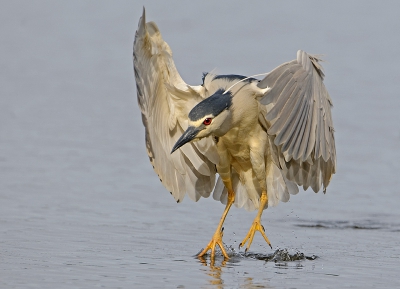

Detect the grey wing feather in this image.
[258,50,336,192]
[133,8,218,202]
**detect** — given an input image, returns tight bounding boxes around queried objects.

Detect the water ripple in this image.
[295,219,400,231]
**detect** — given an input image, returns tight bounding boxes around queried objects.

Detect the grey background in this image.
[1,1,400,288]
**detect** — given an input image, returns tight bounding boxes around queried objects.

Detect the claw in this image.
[197,228,229,259]
[239,191,271,252]
[239,219,272,252]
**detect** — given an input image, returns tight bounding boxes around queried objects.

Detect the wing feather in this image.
[267,78,297,125]
[261,70,293,107]
[133,9,218,202]
[258,50,336,192]
[272,86,302,140]
[291,88,312,160]
[281,90,309,154]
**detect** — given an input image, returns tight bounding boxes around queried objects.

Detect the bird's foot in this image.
[239,219,272,253]
[197,227,229,260]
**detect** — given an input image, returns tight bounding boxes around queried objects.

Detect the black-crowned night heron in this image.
[133,9,336,260]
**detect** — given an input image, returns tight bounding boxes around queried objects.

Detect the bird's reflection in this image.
[241,277,270,289]
[197,255,270,288]
[198,255,226,288]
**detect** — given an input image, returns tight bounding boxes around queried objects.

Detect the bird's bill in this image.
[171,126,200,154]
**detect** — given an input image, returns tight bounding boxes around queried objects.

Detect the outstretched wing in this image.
[258,50,336,192]
[133,9,219,203]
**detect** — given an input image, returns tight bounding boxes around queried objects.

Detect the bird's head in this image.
[171,90,233,153]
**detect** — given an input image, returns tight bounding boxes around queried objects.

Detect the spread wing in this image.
[133,9,219,203]
[258,50,336,192]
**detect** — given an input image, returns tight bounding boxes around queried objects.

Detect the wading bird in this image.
[133,9,336,260]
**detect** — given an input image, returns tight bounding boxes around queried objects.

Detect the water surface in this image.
[1,1,400,288]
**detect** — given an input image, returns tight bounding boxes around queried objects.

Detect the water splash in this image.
[195,246,317,262]
[243,248,317,262]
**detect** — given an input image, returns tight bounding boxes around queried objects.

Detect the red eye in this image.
[203,118,212,125]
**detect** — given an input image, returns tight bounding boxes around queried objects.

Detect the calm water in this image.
[1,1,400,288]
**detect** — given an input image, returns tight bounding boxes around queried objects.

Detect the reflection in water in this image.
[241,277,270,289]
[198,256,226,288]
[199,256,271,288]
[197,248,318,288]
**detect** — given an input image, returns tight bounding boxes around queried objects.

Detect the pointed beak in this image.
[171,126,200,154]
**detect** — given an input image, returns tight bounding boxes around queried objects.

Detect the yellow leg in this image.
[239,191,272,252]
[198,190,235,260]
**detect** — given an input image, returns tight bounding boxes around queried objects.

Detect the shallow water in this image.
[1,1,400,288]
